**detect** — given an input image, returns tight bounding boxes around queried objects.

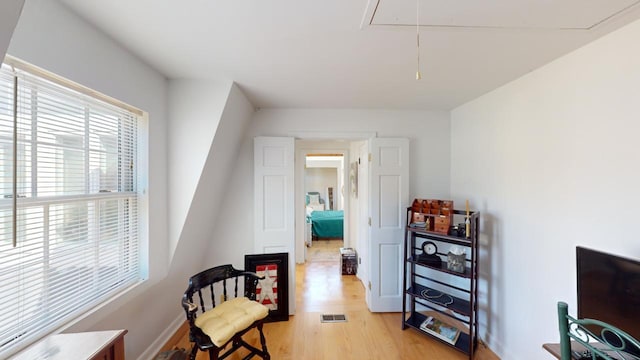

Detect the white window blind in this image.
[0,61,142,357]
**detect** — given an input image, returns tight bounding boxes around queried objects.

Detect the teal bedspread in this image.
[309,210,344,239]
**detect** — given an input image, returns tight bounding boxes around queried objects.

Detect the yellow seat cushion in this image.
[195,297,269,347]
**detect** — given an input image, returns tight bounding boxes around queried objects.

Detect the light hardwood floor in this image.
[161,242,499,359]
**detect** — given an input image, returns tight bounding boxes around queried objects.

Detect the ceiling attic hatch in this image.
[365,0,640,30]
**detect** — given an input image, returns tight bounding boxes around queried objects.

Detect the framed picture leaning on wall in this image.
[244,252,289,322]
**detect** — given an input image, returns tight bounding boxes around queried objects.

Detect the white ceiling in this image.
[58,0,640,110]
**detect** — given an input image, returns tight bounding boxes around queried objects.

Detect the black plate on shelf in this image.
[407,283,471,316]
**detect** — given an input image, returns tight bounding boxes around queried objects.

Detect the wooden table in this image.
[10,329,127,360]
[544,342,576,359]
[543,342,631,360]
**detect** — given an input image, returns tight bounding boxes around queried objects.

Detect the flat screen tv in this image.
[577,246,640,354]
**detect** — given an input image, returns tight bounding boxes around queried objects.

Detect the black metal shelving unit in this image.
[402,208,479,359]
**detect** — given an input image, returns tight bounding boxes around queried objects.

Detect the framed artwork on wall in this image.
[244,252,289,322]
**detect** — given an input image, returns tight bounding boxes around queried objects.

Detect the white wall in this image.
[304,167,337,206]
[0,0,24,62]
[450,17,640,360]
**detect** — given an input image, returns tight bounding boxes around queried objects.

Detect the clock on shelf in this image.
[418,241,442,267]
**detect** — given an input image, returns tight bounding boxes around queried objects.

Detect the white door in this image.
[254,136,295,314]
[368,138,409,312]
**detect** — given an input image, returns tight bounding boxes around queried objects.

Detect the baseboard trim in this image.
[136,313,185,360]
[483,330,512,360]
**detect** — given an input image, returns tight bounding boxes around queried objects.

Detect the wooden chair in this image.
[182,265,270,360]
[557,301,640,360]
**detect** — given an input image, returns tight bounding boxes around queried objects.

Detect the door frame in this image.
[296,146,348,263]
[292,133,375,265]
[356,141,369,294]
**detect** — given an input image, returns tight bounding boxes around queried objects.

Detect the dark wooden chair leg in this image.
[207,348,219,360]
[189,345,198,360]
[258,322,270,360]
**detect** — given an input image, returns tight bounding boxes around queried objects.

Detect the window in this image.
[0,59,143,357]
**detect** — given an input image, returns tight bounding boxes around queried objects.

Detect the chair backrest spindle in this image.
[223,279,228,302]
[183,264,263,317]
[198,289,205,312]
[209,283,216,308]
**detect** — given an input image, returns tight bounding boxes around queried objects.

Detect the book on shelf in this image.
[419,316,461,345]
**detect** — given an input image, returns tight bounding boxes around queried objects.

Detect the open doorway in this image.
[304,153,344,262]
[294,141,353,265]
[304,153,344,267]
[294,139,370,294]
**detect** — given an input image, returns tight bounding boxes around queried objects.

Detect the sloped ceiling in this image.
[0,1,25,63]
[58,0,640,110]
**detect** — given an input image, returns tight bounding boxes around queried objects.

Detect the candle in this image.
[465,200,470,238]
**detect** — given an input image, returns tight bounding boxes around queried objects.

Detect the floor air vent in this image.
[321,314,347,323]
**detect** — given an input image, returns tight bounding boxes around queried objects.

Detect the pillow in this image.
[308,194,320,204]
[195,297,268,347]
[308,203,325,212]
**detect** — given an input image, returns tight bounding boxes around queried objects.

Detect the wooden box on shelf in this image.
[409,198,454,234]
[433,215,450,235]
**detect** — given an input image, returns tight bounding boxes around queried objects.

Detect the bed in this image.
[305,191,344,240]
[308,210,344,239]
